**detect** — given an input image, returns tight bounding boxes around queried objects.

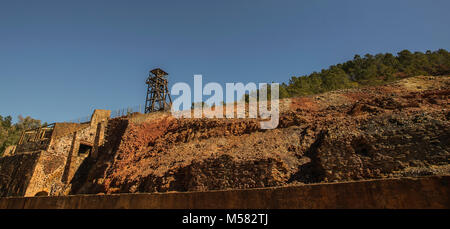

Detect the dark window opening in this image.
[78,144,92,156]
[43,130,53,139]
[35,191,48,196]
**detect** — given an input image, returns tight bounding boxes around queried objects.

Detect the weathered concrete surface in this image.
[1,176,448,209]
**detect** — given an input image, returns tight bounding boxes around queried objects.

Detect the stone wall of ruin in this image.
[0,110,111,197]
[26,123,102,196]
[0,152,41,197]
[24,151,67,196]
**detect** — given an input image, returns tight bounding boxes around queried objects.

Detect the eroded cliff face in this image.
[71,76,450,195]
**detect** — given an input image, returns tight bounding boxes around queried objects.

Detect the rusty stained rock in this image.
[59,76,450,195]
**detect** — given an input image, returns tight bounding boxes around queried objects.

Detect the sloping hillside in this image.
[70,75,450,195]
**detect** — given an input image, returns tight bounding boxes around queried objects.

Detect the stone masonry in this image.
[0,110,110,197]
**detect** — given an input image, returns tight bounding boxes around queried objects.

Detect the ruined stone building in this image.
[0,110,110,197]
[0,76,449,198]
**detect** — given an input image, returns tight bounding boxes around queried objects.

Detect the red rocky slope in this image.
[71,75,450,194]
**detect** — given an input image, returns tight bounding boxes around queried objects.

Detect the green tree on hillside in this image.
[244,49,449,101]
[281,49,450,98]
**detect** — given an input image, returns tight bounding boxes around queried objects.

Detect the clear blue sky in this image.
[1,0,449,123]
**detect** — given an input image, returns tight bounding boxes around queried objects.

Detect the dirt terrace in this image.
[70,75,450,195]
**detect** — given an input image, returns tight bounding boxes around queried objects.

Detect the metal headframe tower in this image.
[145,68,172,113]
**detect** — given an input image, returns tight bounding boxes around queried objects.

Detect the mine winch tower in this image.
[144,68,172,113]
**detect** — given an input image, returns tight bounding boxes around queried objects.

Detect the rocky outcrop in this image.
[71,76,450,194]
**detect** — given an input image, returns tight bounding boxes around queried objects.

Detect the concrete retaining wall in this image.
[0,176,448,209]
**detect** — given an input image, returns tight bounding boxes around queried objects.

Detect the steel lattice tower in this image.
[145,68,172,113]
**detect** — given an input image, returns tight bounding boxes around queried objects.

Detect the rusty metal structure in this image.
[144,68,172,113]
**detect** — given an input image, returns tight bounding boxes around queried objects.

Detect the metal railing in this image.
[66,105,144,123]
[110,105,144,119]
